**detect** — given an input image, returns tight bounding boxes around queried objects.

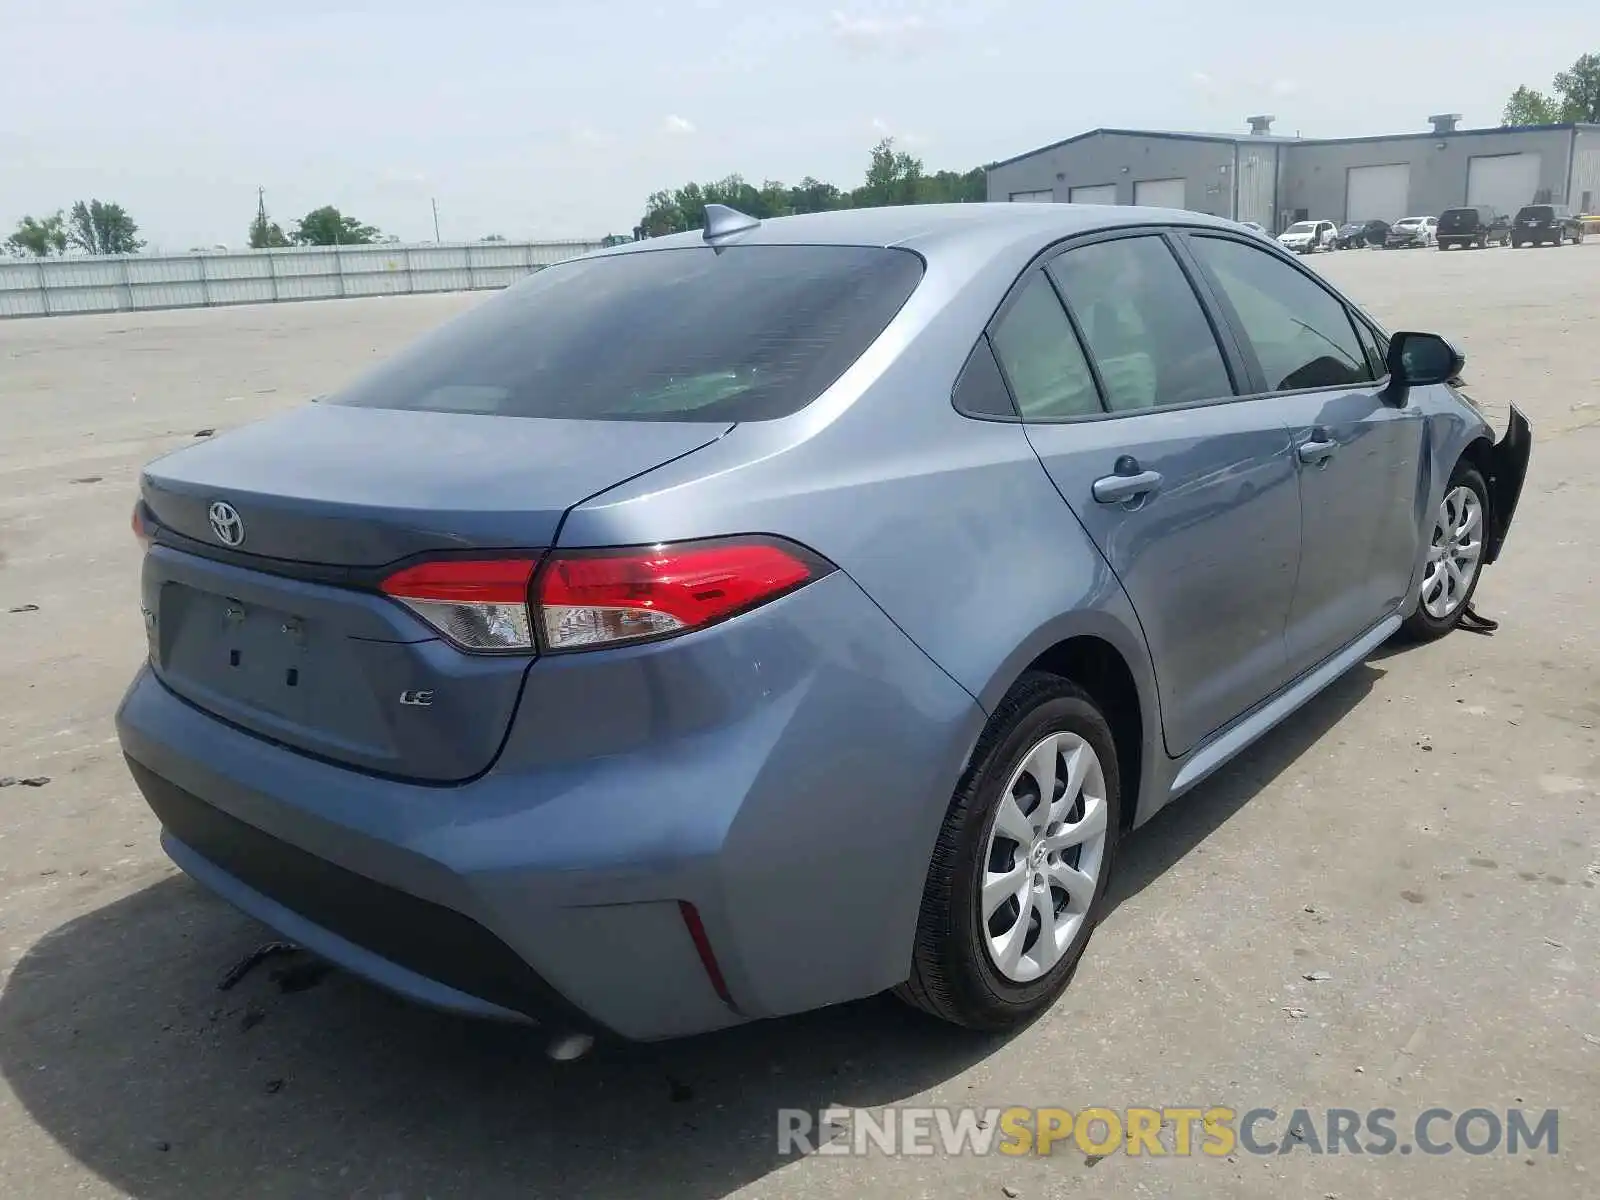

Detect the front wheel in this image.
[1401,462,1489,642]
[896,672,1121,1031]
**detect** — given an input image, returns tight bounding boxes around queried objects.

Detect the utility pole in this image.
[432,197,441,243]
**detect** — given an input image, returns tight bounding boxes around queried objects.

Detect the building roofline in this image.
[1292,121,1583,147]
[986,127,1300,169]
[988,121,1590,172]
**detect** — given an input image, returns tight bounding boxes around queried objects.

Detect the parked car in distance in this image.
[117,201,1532,1051]
[1436,206,1510,249]
[1334,219,1389,249]
[1385,216,1437,248]
[1278,219,1336,253]
[1511,203,1585,247]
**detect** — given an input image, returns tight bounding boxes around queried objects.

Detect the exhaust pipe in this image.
[546,1031,595,1062]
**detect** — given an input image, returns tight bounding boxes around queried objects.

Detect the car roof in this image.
[594,202,1247,260]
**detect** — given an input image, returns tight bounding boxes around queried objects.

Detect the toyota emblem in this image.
[207,500,245,547]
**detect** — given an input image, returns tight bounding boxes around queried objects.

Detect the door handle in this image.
[1092,468,1163,504]
[1297,431,1339,465]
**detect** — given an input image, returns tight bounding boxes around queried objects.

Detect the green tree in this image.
[67,200,144,254]
[1503,84,1559,126]
[5,211,68,257]
[1504,51,1600,124]
[1552,52,1600,122]
[634,141,987,235]
[291,206,380,246]
[248,214,291,248]
[852,138,925,208]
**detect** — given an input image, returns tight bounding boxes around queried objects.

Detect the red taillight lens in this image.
[536,537,830,651]
[380,558,538,651]
[132,502,153,550]
[377,538,831,655]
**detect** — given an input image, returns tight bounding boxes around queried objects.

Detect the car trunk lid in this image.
[138,404,729,781]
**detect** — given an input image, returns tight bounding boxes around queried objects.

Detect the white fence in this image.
[0,239,608,319]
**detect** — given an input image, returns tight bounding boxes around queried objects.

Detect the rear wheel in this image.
[1401,462,1489,642]
[896,672,1121,1031]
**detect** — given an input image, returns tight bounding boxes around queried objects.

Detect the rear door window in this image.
[1186,234,1374,393]
[1047,235,1235,411]
[327,245,925,422]
[989,274,1103,420]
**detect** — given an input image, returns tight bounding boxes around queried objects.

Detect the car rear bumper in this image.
[117,568,987,1041]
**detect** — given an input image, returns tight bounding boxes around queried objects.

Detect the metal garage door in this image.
[1346,163,1410,222]
[1008,190,1054,202]
[1133,178,1187,209]
[1068,184,1118,205]
[1467,153,1542,214]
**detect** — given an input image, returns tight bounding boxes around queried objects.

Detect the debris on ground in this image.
[70,476,102,484]
[1,776,50,788]
[7,604,39,614]
[217,941,301,991]
[193,428,215,437]
[1282,1006,1309,1019]
[1303,970,1332,982]
[1001,1187,1019,1198]
[264,1078,285,1094]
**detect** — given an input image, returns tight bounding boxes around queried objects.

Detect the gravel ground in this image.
[1,244,1596,1200]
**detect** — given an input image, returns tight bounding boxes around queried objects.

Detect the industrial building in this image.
[986,114,1600,234]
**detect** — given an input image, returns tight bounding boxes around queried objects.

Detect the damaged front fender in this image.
[1483,404,1531,567]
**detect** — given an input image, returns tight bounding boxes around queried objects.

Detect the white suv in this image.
[1278,219,1336,254]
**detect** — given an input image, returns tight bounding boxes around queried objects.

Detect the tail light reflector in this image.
[378,537,831,655]
[132,501,154,550]
[380,558,538,651]
[536,537,830,651]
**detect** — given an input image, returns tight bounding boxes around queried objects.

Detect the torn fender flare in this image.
[1483,403,1531,567]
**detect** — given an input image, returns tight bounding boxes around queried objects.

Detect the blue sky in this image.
[0,0,1587,249]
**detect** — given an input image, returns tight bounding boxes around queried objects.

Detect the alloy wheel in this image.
[1421,485,1484,620]
[980,731,1109,983]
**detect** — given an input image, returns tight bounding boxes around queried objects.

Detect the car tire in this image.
[896,671,1122,1032]
[1399,461,1490,643]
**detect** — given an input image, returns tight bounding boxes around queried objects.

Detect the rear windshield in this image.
[1517,206,1554,220]
[1439,209,1480,227]
[326,244,925,422]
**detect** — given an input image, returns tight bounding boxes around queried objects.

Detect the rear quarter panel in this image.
[558,232,1168,822]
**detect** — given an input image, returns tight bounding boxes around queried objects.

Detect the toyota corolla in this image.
[118,202,1530,1050]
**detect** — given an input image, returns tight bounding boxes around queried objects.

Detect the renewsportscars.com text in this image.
[777,1105,1559,1159]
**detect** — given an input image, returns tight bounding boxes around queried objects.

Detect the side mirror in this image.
[1385,331,1464,391]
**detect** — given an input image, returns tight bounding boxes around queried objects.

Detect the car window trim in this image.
[1175,228,1386,400]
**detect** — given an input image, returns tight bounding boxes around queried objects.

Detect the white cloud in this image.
[379,167,428,187]
[829,10,933,54]
[569,124,609,149]
[1271,78,1299,97]
[868,115,931,149]
[662,114,696,135]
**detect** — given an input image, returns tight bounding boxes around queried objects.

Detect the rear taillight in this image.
[381,558,539,652]
[376,537,832,655]
[132,502,153,550]
[536,537,830,651]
